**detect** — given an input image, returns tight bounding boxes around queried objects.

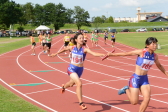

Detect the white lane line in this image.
[25,88,61,95]
[151,93,168,96]
[82,79,126,86]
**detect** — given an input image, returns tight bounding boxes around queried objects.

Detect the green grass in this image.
[0,36,36,54]
[103,32,168,55]
[0,85,46,112]
[10,22,168,32]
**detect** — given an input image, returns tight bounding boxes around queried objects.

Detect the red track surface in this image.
[1,34,168,112]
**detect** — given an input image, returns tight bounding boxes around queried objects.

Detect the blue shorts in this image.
[129,73,149,88]
[67,64,83,77]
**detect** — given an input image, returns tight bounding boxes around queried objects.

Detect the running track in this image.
[1,34,168,112]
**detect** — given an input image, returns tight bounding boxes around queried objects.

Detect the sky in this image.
[13,0,168,19]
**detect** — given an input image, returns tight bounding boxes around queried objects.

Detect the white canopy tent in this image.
[35,25,50,30]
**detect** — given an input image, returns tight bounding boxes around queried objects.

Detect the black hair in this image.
[29,34,32,36]
[70,37,74,42]
[145,37,158,48]
[73,33,83,45]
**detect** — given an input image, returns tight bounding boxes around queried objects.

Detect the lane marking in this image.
[25,88,61,95]
[151,93,168,96]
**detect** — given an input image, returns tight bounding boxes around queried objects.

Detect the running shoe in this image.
[118,86,129,95]
[60,84,65,94]
[79,103,87,110]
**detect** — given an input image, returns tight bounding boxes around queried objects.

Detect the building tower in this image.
[136,7,141,22]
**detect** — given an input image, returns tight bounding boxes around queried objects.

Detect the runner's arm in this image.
[107,49,142,57]
[155,54,168,76]
[50,46,72,57]
[85,48,105,57]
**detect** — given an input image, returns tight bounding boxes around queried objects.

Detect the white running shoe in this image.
[33,53,36,55]
[65,52,67,54]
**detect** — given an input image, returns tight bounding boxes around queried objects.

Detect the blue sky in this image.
[14,0,168,19]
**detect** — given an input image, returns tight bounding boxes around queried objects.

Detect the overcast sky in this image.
[13,0,168,19]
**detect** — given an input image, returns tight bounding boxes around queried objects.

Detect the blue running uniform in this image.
[129,49,155,88]
[67,46,86,77]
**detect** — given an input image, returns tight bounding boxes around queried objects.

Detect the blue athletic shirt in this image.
[71,46,86,64]
[111,35,115,38]
[136,49,155,71]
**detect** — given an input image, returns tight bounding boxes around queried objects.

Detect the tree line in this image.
[0,0,115,31]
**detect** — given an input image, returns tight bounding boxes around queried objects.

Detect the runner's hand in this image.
[50,53,57,57]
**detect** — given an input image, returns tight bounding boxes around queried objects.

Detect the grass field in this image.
[11,22,168,32]
[115,32,168,55]
[0,36,36,54]
[0,32,168,112]
[0,85,46,112]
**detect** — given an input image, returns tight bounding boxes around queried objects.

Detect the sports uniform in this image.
[46,37,52,49]
[64,36,70,46]
[91,33,95,41]
[111,35,115,42]
[129,49,155,88]
[42,36,47,46]
[104,32,108,40]
[31,37,36,46]
[94,35,98,42]
[67,46,86,77]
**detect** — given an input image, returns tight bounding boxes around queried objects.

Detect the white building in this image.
[114,7,163,23]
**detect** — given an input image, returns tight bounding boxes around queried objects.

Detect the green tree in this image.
[92,16,103,29]
[0,24,7,30]
[53,3,67,30]
[101,15,107,23]
[0,0,9,4]
[73,6,90,30]
[18,5,27,26]
[65,8,74,23]
[32,4,44,26]
[108,16,114,23]
[22,3,34,24]
[17,26,24,32]
[43,3,55,25]
[0,0,22,28]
